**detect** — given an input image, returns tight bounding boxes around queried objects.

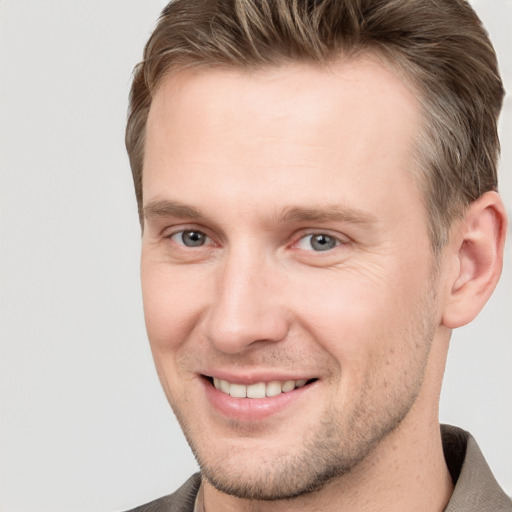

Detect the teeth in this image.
[212,378,310,398]
[229,383,247,398]
[220,379,230,394]
[266,381,283,397]
[247,382,266,399]
[282,380,295,392]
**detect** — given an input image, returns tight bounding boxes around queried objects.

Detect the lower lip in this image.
[202,378,314,422]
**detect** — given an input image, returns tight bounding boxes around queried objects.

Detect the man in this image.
[125,0,510,510]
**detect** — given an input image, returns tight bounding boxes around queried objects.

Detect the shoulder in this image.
[124,473,202,512]
[442,425,511,512]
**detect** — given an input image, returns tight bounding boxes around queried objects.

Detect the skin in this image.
[140,58,506,511]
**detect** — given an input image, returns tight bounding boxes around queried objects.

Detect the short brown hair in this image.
[126,0,504,250]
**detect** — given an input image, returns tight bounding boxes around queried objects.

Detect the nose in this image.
[202,249,290,354]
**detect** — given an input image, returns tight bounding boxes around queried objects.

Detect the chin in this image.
[199,452,347,501]
[183,416,387,501]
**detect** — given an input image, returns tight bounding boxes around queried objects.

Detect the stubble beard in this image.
[174,349,434,501]
[170,285,438,501]
[191,409,408,501]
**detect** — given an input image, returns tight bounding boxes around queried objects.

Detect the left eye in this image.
[297,233,340,252]
[170,230,211,247]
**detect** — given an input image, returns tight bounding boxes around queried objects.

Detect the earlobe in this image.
[442,191,507,329]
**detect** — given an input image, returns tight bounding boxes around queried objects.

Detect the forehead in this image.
[143,58,423,224]
[147,57,420,148]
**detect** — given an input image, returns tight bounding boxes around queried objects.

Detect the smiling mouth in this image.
[206,377,318,398]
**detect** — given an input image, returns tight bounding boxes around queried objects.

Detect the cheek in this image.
[141,266,206,402]
[292,269,397,334]
[290,264,428,370]
[141,262,206,352]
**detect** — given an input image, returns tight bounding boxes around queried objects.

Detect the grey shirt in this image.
[127,425,511,511]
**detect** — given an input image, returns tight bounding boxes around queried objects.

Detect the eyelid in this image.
[292,231,349,252]
[164,225,217,247]
[171,230,212,246]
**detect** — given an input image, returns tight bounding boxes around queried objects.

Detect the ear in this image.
[442,191,507,329]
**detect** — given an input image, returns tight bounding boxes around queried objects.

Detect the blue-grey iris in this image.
[182,231,206,247]
[310,234,336,251]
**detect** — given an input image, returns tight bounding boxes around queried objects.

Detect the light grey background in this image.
[0,1,510,511]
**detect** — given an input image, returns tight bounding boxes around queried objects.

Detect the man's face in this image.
[141,59,445,499]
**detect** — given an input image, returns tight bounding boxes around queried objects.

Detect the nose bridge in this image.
[204,244,289,353]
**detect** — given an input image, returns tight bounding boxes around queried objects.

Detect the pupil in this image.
[183,231,205,247]
[311,234,335,251]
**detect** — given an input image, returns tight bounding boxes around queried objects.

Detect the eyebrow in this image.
[143,199,378,227]
[276,205,378,226]
[143,200,205,220]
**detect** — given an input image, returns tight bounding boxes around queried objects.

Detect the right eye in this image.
[170,230,211,247]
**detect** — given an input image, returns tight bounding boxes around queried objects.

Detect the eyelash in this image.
[168,229,214,248]
[295,233,343,252]
[167,228,346,253]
